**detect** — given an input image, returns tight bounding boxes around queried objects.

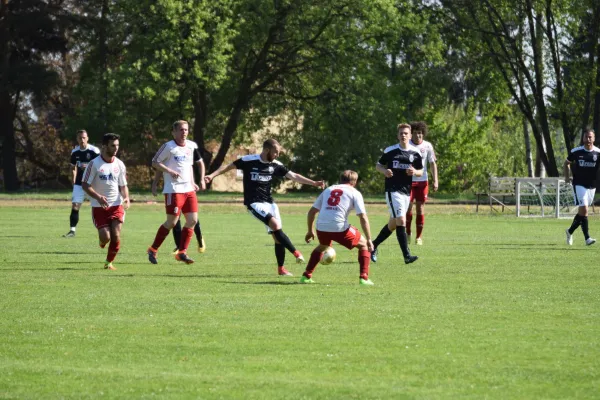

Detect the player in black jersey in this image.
[564,129,600,246]
[63,130,100,237]
[205,139,324,277]
[370,123,424,264]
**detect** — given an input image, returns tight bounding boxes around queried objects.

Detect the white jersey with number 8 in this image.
[313,184,367,232]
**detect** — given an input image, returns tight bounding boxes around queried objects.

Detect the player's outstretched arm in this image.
[305,207,319,243]
[285,171,325,189]
[205,162,236,184]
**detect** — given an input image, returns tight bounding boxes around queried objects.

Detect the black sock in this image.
[396,226,410,258]
[272,229,297,253]
[172,220,182,249]
[373,225,393,249]
[69,209,79,229]
[275,243,286,267]
[194,222,203,245]
[581,216,590,240]
[568,215,582,234]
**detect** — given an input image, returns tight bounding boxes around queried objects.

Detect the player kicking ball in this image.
[563,128,599,246]
[300,170,375,285]
[82,133,129,270]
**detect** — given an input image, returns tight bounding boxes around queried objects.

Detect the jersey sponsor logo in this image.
[268,166,274,174]
[578,160,597,168]
[594,154,598,162]
[174,155,187,162]
[99,173,115,181]
[251,172,272,182]
[393,160,411,169]
[409,154,414,162]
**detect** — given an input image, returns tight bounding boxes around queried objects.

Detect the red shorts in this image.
[164,192,198,216]
[317,226,361,250]
[410,181,429,203]
[92,205,125,229]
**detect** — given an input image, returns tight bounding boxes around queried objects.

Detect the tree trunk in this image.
[192,87,213,167]
[0,93,19,191]
[594,40,600,139]
[523,117,534,177]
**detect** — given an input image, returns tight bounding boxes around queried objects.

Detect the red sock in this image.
[406,212,413,235]
[416,214,424,238]
[151,225,170,250]
[107,240,120,263]
[358,249,370,280]
[304,249,323,278]
[179,227,193,252]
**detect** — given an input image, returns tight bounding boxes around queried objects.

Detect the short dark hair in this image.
[263,139,281,150]
[102,133,120,145]
[339,170,358,184]
[410,121,428,136]
[76,130,87,137]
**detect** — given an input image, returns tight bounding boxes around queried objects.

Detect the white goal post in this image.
[516,178,578,218]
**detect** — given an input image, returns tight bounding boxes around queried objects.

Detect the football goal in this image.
[515,178,577,218]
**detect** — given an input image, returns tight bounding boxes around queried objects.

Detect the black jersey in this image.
[70,145,100,185]
[567,145,600,189]
[233,154,290,205]
[378,143,423,195]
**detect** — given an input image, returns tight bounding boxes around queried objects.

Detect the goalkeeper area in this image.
[516,177,579,218]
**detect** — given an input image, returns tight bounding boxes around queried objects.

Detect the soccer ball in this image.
[320,247,336,265]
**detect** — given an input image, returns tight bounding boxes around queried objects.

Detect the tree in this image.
[0,0,75,191]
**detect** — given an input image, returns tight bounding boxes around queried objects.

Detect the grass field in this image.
[1,200,599,399]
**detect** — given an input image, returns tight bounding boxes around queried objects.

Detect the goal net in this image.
[516,178,577,218]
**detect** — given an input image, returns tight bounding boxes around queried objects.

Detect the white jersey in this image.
[82,156,127,207]
[153,140,197,194]
[313,184,367,232]
[409,139,436,182]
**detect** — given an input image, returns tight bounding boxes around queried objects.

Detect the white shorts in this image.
[385,191,410,219]
[247,202,281,233]
[573,185,596,207]
[71,185,88,204]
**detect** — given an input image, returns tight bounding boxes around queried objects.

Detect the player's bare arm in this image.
[197,159,206,191]
[305,207,319,243]
[120,185,130,210]
[407,166,424,178]
[431,161,439,191]
[376,163,393,178]
[152,161,179,180]
[563,159,571,183]
[151,170,161,196]
[205,162,236,184]
[82,182,108,209]
[358,213,374,252]
[71,165,77,186]
[285,171,325,189]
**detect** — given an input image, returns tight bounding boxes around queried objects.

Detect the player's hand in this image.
[151,183,158,196]
[314,180,325,189]
[123,197,130,210]
[433,181,439,192]
[384,169,393,178]
[367,239,374,253]
[204,175,213,184]
[305,231,315,244]
[198,180,206,191]
[193,183,200,192]
[406,166,416,176]
[169,170,180,180]
[99,196,109,209]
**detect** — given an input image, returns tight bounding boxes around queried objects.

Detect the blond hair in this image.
[339,170,358,184]
[397,123,411,132]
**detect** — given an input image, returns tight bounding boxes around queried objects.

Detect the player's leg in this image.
[391,192,417,264]
[64,186,84,237]
[566,185,586,245]
[354,235,374,285]
[266,203,304,263]
[406,199,414,239]
[105,217,123,270]
[579,188,596,245]
[148,194,181,264]
[172,219,182,252]
[415,201,425,245]
[301,239,329,283]
[174,193,198,264]
[195,221,205,253]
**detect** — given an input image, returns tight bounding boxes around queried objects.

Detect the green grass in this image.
[1,202,599,399]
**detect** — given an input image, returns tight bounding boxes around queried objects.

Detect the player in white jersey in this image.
[82,133,129,270]
[564,129,600,246]
[63,129,100,237]
[301,170,375,285]
[406,121,438,245]
[148,120,202,265]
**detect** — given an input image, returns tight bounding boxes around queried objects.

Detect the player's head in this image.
[339,170,358,186]
[172,120,189,145]
[582,128,595,148]
[102,133,120,158]
[262,139,282,162]
[410,121,428,145]
[76,130,88,147]
[397,123,411,145]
